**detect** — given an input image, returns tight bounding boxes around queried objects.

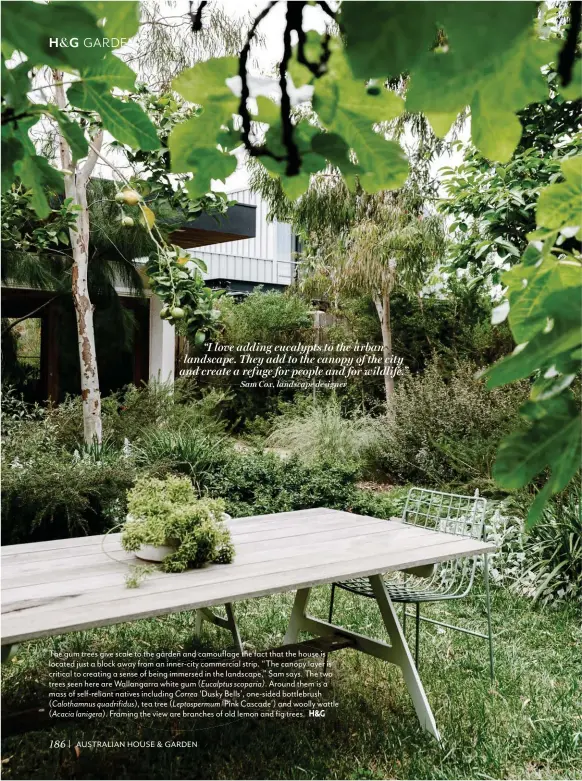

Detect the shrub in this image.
[219,288,313,345]
[348,487,409,519]
[198,290,315,428]
[205,450,360,517]
[266,397,382,473]
[483,486,582,605]
[134,426,230,488]
[1,442,135,544]
[377,359,529,491]
[0,383,229,543]
[44,382,229,449]
[121,475,233,572]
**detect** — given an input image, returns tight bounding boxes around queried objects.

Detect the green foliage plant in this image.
[376,359,529,491]
[483,155,582,525]
[266,396,381,473]
[121,475,234,572]
[484,487,582,605]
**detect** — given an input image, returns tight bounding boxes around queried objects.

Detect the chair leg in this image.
[415,603,421,668]
[483,553,495,682]
[323,583,336,674]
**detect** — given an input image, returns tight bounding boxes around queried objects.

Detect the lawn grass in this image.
[1,586,581,780]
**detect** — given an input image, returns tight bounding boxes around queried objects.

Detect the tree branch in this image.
[238,1,278,160]
[279,2,303,176]
[1,296,59,337]
[189,0,208,32]
[77,130,103,188]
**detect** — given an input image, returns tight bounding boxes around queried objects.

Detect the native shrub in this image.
[377,359,529,490]
[266,396,382,473]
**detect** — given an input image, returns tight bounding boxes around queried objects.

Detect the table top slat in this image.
[1,519,410,588]
[1,509,494,645]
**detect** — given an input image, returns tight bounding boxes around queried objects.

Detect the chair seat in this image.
[336,576,455,603]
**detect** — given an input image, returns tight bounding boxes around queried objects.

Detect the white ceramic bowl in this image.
[135,544,176,562]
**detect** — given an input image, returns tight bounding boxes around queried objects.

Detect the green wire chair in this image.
[328,487,495,680]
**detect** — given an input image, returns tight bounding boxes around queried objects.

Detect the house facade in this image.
[194,188,297,294]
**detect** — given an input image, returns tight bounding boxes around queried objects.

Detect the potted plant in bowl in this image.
[121,475,234,572]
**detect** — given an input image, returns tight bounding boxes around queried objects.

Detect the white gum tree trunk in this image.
[54,71,103,445]
[374,290,394,404]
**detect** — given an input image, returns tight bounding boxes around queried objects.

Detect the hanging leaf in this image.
[1,135,24,193]
[342,1,555,162]
[67,82,160,151]
[492,395,581,527]
[2,59,31,113]
[80,56,138,92]
[406,31,558,162]
[169,114,236,198]
[536,155,582,232]
[502,255,582,343]
[141,205,156,229]
[43,105,89,161]
[13,155,64,218]
[172,57,239,111]
[80,1,140,40]
[313,45,407,190]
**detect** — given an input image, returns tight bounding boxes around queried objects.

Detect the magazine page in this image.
[1,1,581,780]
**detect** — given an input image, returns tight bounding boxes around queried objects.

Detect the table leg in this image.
[194,604,243,654]
[283,588,311,645]
[368,575,440,742]
[282,581,441,742]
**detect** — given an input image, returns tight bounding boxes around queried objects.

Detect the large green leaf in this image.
[2,115,45,194]
[170,58,239,195]
[313,50,407,191]
[341,1,440,79]
[1,134,24,193]
[343,2,542,79]
[1,2,108,71]
[169,114,236,198]
[536,155,582,232]
[493,395,581,526]
[314,50,404,127]
[80,1,140,40]
[80,56,137,91]
[2,59,31,113]
[257,120,326,198]
[503,255,582,343]
[184,147,237,198]
[485,319,581,389]
[43,105,89,161]
[342,2,552,162]
[67,82,159,151]
[406,31,557,162]
[13,155,64,218]
[172,57,239,110]
[311,132,363,177]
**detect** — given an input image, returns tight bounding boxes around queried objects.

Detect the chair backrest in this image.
[402,487,487,540]
[400,487,488,595]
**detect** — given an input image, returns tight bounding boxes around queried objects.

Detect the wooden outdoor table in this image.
[1,508,494,741]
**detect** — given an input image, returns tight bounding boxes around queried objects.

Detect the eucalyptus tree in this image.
[338,192,445,403]
[254,172,446,405]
